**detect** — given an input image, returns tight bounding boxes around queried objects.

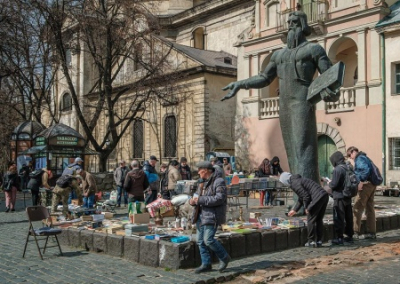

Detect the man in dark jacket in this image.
[143,155,159,204]
[190,161,230,273]
[178,157,192,180]
[347,146,376,240]
[329,151,354,245]
[124,160,149,202]
[280,172,329,247]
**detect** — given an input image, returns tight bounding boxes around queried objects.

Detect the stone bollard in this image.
[80,230,94,251]
[106,234,124,258]
[139,238,159,267]
[93,232,107,253]
[159,241,195,269]
[261,230,276,253]
[230,234,246,258]
[124,236,141,262]
[287,228,300,248]
[245,232,261,255]
[68,228,81,248]
[275,230,288,251]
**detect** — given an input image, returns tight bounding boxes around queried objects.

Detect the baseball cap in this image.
[150,155,159,161]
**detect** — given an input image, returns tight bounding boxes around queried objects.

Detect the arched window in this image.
[133,120,144,158]
[193,28,205,50]
[61,93,72,112]
[164,115,177,157]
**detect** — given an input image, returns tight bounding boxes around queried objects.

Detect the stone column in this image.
[255,0,260,34]
[251,54,260,98]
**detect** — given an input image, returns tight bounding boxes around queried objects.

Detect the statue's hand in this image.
[221,82,241,101]
[321,87,340,103]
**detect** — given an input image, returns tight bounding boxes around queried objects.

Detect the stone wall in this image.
[92,172,115,191]
[58,215,400,270]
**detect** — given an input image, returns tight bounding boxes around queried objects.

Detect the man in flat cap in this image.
[190,161,231,273]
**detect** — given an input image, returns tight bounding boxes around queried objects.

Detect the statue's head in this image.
[287,11,312,48]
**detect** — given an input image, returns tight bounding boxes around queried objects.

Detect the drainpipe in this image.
[380,32,386,185]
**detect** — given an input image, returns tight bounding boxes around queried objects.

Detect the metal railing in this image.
[276,1,329,32]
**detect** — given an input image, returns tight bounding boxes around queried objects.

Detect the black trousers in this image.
[307,194,329,242]
[333,198,354,238]
[31,190,40,206]
[162,189,176,200]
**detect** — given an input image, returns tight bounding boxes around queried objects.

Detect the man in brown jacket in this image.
[77,169,97,209]
[123,160,149,202]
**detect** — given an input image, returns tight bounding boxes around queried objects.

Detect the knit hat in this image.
[279,172,292,187]
[75,157,83,163]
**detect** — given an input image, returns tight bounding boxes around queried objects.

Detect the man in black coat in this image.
[328,151,354,245]
[280,172,329,247]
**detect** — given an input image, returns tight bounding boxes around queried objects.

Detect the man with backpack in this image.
[328,151,356,245]
[27,169,45,206]
[52,175,81,218]
[347,146,382,240]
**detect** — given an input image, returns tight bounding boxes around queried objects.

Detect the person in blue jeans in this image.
[190,161,231,273]
[77,169,97,213]
[114,160,128,207]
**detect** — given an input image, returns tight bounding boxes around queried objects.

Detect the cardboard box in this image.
[102,212,114,219]
[82,215,93,221]
[131,213,150,224]
[71,199,83,206]
[161,210,175,217]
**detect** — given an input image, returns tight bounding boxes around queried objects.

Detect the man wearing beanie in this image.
[280,172,329,248]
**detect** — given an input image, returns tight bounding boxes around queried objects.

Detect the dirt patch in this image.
[227,240,400,283]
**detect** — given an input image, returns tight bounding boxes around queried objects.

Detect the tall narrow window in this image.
[164,115,177,157]
[389,138,400,170]
[133,120,144,158]
[61,93,72,112]
[193,28,205,50]
[396,64,400,94]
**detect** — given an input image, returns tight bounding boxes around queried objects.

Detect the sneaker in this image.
[331,238,344,245]
[218,255,231,272]
[195,264,212,274]
[305,241,316,248]
[364,233,376,240]
[343,236,354,243]
[353,233,360,240]
[316,241,323,247]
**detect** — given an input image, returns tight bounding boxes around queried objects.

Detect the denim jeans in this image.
[196,217,228,265]
[68,189,77,204]
[83,194,95,208]
[117,186,128,206]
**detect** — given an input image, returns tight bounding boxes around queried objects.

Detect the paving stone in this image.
[80,230,94,251]
[139,238,159,267]
[93,232,107,253]
[68,228,81,248]
[57,228,69,246]
[376,217,383,233]
[230,234,246,258]
[287,228,300,248]
[382,216,391,231]
[300,227,308,246]
[245,232,261,255]
[106,234,124,258]
[275,230,288,251]
[123,236,140,262]
[159,241,195,269]
[390,215,399,230]
[261,230,276,253]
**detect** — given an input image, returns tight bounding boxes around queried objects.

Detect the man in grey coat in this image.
[114,160,128,207]
[190,161,230,273]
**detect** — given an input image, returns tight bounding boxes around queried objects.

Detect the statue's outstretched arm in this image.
[221,60,277,101]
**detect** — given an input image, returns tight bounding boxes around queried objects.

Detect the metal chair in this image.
[22,206,63,260]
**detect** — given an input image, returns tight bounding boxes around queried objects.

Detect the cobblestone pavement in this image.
[1,192,400,284]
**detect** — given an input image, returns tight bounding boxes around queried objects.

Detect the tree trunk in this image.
[99,151,109,172]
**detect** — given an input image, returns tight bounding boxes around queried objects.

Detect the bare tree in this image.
[0,0,59,124]
[28,0,187,171]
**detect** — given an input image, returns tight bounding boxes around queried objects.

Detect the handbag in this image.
[4,180,13,191]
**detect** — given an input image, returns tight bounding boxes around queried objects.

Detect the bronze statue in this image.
[222,11,342,183]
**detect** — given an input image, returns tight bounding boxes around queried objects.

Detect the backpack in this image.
[29,169,44,181]
[339,164,358,198]
[56,175,73,188]
[368,158,383,186]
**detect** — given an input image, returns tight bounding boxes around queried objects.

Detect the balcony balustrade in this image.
[259,86,356,119]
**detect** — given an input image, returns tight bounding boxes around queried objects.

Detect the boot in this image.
[195,264,212,274]
[218,255,231,272]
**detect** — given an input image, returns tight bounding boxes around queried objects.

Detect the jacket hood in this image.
[271,156,280,164]
[329,151,345,167]
[279,172,292,186]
